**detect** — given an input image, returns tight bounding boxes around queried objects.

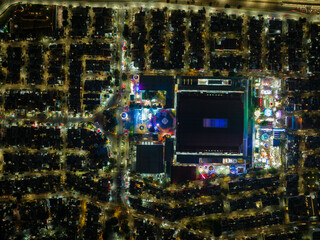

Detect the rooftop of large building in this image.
[176,91,244,154]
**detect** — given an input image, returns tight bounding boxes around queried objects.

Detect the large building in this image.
[135,144,164,174]
[131,75,252,177]
[176,92,244,153]
[174,76,252,176]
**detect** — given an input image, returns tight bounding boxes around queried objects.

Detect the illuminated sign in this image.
[261,78,271,86]
[133,75,139,81]
[203,118,228,128]
[259,127,273,132]
[237,159,244,164]
[262,89,272,95]
[121,112,128,119]
[198,79,232,86]
[223,158,238,164]
[264,109,273,117]
[261,133,270,141]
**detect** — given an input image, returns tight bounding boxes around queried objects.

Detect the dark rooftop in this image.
[136,144,164,174]
[171,166,196,184]
[176,92,244,153]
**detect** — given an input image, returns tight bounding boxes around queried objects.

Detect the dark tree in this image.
[121,73,127,81]
[214,71,221,77]
[123,24,130,39]
[115,78,120,87]
[103,109,117,132]
[114,69,120,80]
[212,219,222,237]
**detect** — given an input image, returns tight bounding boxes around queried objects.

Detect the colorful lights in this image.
[121,112,128,119]
[133,75,139,81]
[265,117,274,121]
[261,133,270,141]
[254,110,261,118]
[262,89,272,95]
[259,127,273,131]
[254,77,284,169]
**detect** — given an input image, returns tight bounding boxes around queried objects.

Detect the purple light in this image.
[276,110,282,119]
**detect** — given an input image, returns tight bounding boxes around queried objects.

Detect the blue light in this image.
[261,133,270,141]
[121,112,128,119]
[203,118,228,128]
[264,109,273,117]
[273,128,285,132]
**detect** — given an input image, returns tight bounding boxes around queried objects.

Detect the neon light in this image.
[276,110,282,119]
[273,128,286,132]
[262,89,272,95]
[203,118,228,128]
[264,109,273,117]
[260,128,273,132]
